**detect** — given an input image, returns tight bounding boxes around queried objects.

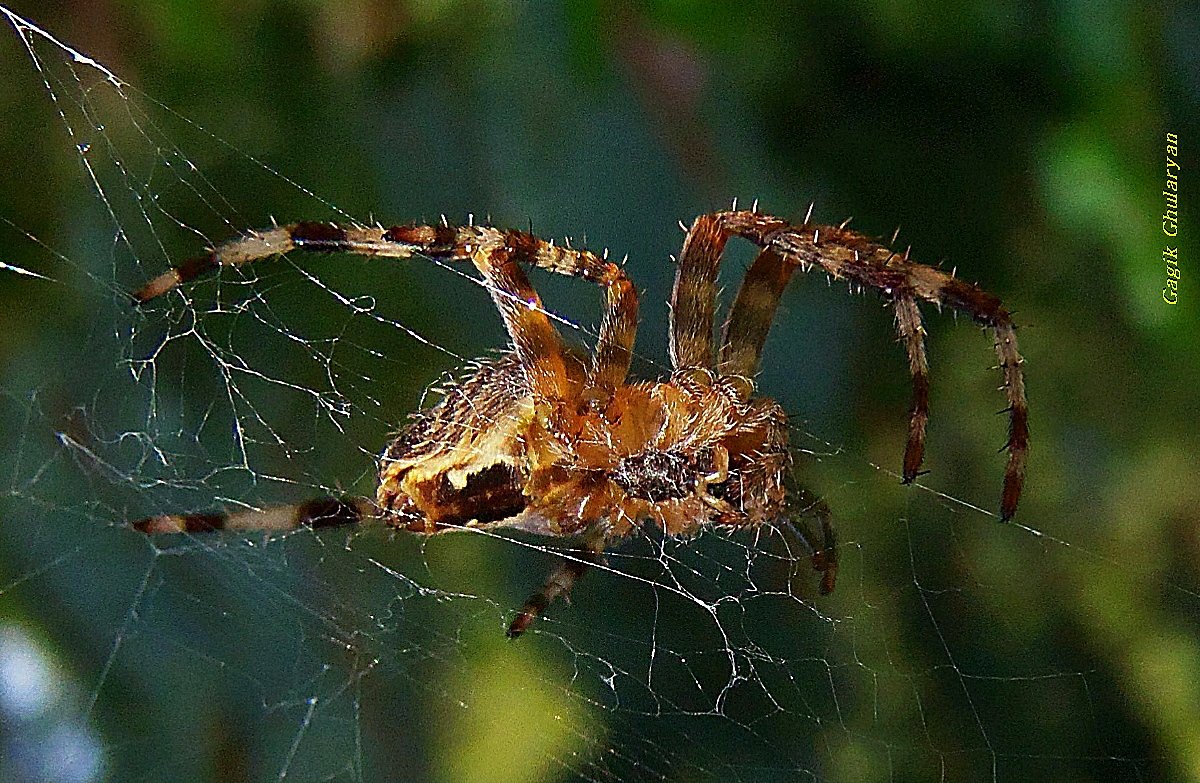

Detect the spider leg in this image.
[720,231,929,482]
[133,221,638,397]
[500,232,638,392]
[670,214,726,369]
[465,242,573,401]
[670,214,791,370]
[507,532,606,638]
[783,486,838,596]
[132,496,375,534]
[718,248,796,380]
[590,270,638,392]
[712,209,1027,520]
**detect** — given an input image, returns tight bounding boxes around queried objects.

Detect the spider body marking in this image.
[132,208,1027,637]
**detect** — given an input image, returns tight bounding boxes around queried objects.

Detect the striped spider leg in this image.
[674,209,1028,522]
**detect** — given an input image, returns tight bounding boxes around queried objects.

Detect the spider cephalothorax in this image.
[133,208,1027,637]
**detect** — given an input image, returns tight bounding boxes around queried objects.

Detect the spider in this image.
[131,207,1028,637]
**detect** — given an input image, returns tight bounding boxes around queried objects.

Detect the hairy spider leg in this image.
[461,240,572,402]
[714,210,1027,520]
[670,213,726,369]
[718,248,795,380]
[707,214,932,478]
[499,230,638,393]
[133,221,638,400]
[717,224,932,480]
[670,212,798,372]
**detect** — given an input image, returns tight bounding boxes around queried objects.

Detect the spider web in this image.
[0,6,1166,782]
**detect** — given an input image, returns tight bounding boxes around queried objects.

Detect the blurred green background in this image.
[0,1,1197,781]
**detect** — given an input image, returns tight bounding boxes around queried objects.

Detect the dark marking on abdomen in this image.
[430,463,527,527]
[612,450,697,502]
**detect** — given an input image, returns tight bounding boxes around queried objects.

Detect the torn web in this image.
[0,7,1153,783]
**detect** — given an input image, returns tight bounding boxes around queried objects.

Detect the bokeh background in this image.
[0,1,1197,781]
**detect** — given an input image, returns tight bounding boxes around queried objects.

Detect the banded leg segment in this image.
[131,222,411,303]
[590,274,638,391]
[502,231,638,392]
[467,243,573,401]
[894,292,930,484]
[718,248,797,380]
[132,495,375,534]
[993,323,1027,520]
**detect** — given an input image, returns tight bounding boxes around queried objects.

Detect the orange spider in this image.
[132,208,1027,637]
